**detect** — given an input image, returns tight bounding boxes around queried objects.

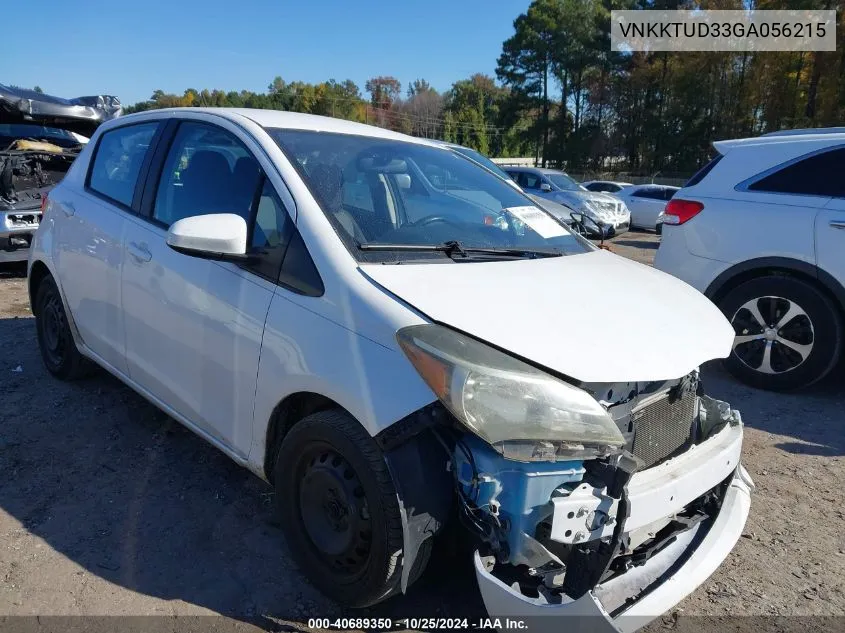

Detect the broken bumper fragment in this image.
[472,420,752,632]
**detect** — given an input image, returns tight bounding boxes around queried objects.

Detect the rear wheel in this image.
[34,276,95,380]
[718,276,842,390]
[273,409,427,607]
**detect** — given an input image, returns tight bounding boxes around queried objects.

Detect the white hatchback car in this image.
[655,129,845,391]
[29,108,752,628]
[615,184,679,231]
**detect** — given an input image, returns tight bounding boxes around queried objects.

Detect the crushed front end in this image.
[456,374,752,632]
[393,324,751,631]
[0,140,77,262]
[0,83,116,262]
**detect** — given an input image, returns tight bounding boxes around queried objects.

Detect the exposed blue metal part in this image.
[454,435,585,565]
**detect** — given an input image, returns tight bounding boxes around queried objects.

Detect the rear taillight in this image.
[40,193,49,214]
[662,198,703,225]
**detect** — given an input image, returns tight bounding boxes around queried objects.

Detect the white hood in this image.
[362,250,734,383]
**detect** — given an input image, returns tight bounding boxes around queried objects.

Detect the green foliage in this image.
[121,1,845,171]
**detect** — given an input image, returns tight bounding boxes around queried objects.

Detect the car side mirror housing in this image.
[540,182,552,192]
[166,213,249,261]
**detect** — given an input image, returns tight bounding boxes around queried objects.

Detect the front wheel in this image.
[718,276,842,390]
[273,410,425,607]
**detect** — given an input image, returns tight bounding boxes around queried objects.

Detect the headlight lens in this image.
[397,324,625,461]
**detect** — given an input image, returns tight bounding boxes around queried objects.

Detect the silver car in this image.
[440,143,579,228]
[506,166,631,236]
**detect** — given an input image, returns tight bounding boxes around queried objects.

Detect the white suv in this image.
[655,128,845,391]
[29,108,752,628]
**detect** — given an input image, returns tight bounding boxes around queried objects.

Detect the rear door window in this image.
[88,122,159,207]
[519,172,542,189]
[748,148,845,198]
[632,188,664,200]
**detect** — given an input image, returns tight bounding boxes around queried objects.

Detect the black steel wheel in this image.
[718,276,842,390]
[297,445,373,578]
[34,276,94,380]
[274,409,425,607]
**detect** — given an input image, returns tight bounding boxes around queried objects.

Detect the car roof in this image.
[110,107,442,147]
[714,127,845,153]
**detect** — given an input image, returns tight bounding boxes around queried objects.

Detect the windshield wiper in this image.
[357,240,564,259]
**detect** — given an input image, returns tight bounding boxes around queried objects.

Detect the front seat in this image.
[309,164,366,242]
[177,151,233,221]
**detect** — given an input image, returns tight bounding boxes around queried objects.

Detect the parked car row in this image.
[28,107,752,630]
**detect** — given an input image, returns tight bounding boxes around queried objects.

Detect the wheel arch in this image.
[705,257,845,319]
[28,259,53,316]
[262,391,349,481]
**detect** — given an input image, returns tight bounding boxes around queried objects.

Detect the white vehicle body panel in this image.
[362,250,734,382]
[815,196,845,299]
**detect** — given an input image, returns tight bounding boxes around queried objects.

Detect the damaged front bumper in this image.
[1,208,41,263]
[472,421,752,632]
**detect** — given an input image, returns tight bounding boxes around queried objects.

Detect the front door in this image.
[121,120,290,455]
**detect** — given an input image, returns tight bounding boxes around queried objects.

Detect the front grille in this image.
[630,385,697,469]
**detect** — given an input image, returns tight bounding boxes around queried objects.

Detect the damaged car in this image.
[29,108,752,631]
[1,84,120,263]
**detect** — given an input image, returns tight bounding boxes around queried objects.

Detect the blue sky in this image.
[2,0,529,105]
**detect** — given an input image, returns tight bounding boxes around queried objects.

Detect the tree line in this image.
[124,0,845,176]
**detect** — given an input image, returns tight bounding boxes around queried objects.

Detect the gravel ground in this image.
[1,230,843,631]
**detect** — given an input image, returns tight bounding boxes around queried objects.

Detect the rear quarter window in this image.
[748,147,845,198]
[88,122,159,207]
[684,153,723,187]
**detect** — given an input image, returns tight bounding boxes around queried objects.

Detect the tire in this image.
[273,409,429,607]
[34,276,95,380]
[655,223,663,235]
[718,275,842,391]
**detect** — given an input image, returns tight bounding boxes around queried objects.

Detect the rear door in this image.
[54,120,162,375]
[121,118,292,455]
[812,148,845,288]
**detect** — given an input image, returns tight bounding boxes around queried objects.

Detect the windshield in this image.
[0,123,81,149]
[546,172,584,191]
[450,145,514,182]
[269,129,591,262]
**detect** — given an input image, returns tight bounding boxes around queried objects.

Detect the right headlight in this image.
[396,324,625,461]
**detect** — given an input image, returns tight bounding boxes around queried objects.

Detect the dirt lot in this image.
[1,230,843,631]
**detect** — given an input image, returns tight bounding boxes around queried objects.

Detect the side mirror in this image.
[540,182,552,192]
[166,213,248,261]
[570,211,611,247]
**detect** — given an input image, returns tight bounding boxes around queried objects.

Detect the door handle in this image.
[830,221,845,230]
[127,241,152,263]
[61,202,75,217]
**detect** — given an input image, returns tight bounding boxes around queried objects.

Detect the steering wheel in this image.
[409,215,462,228]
